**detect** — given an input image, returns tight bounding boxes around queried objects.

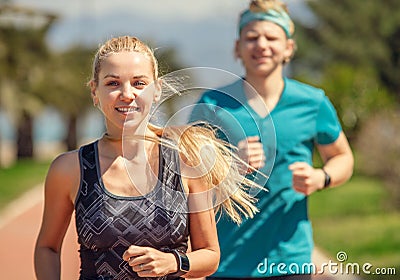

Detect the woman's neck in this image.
[245,69,284,96]
[244,71,285,114]
[100,127,156,160]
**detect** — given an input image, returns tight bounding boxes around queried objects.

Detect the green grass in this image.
[309,175,400,279]
[0,159,50,210]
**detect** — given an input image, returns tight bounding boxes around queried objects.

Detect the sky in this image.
[2,0,311,141]
[13,0,310,76]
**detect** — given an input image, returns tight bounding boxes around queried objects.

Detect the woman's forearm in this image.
[34,246,62,280]
[323,152,354,187]
[185,248,220,278]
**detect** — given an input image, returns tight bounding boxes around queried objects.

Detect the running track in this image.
[0,184,79,279]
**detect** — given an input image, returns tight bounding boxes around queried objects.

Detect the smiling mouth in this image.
[253,55,270,60]
[115,107,140,113]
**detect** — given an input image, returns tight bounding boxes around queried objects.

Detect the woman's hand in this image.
[122,245,177,277]
[289,162,325,195]
[238,136,265,170]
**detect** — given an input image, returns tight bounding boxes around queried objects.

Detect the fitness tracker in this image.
[171,249,190,277]
[322,168,331,188]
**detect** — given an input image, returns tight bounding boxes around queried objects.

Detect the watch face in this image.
[178,253,190,272]
[173,250,190,274]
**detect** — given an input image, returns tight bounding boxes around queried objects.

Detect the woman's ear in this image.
[89,80,99,106]
[154,79,162,102]
[283,38,296,63]
[234,39,241,60]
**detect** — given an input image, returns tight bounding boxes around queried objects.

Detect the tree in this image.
[34,46,95,151]
[292,0,399,136]
[0,4,57,159]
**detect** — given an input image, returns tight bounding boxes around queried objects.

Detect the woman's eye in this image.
[106,81,119,86]
[246,36,258,41]
[267,36,278,41]
[133,81,147,87]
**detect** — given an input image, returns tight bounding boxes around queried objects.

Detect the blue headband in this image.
[239,9,293,38]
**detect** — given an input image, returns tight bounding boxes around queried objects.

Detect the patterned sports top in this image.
[75,140,189,280]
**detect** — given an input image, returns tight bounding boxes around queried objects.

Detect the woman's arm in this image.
[184,176,220,277]
[290,132,354,195]
[317,132,354,187]
[34,151,79,280]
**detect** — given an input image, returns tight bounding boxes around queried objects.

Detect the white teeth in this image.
[116,107,139,113]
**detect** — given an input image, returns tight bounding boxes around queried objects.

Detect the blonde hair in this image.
[248,0,294,35]
[90,35,265,224]
[151,123,263,224]
[90,35,159,86]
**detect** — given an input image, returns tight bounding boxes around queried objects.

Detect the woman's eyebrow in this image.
[103,73,119,79]
[103,74,150,79]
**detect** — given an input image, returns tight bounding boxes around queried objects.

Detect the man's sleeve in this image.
[316,95,342,145]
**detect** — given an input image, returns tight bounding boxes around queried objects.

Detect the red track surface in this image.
[0,185,79,279]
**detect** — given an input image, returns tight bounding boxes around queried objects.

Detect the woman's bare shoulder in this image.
[50,150,80,175]
[45,150,81,198]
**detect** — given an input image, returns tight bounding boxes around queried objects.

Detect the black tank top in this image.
[75,140,189,280]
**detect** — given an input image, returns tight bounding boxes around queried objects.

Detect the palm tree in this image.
[0,4,57,159]
[35,46,95,151]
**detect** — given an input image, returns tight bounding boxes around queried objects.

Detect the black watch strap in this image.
[322,168,331,188]
[171,249,190,277]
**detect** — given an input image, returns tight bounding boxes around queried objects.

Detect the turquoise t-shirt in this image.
[189,77,341,277]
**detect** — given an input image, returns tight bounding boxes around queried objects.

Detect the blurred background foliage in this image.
[0,0,399,218]
[0,3,183,161]
[293,0,400,210]
[0,0,399,276]
[0,0,399,215]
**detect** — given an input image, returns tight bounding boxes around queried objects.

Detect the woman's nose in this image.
[120,84,136,100]
[256,36,268,48]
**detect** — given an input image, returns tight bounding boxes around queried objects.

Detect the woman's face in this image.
[91,51,160,134]
[236,20,294,77]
